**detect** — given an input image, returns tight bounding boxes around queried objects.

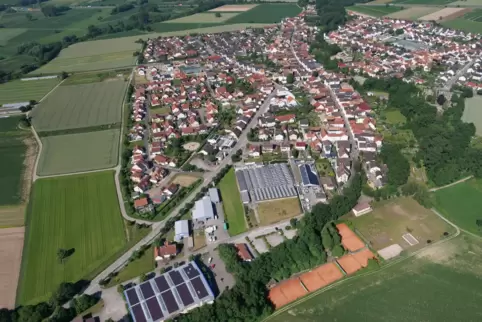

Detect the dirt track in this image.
[0,227,25,309]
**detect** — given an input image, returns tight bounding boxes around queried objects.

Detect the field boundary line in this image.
[429,175,473,192]
[263,213,462,321]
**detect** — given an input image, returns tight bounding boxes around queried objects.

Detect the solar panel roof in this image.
[146,297,163,320]
[140,281,155,299]
[168,270,184,285]
[161,290,179,313]
[154,275,170,293]
[177,283,195,306]
[191,277,209,298]
[126,288,140,305]
[131,304,147,322]
[183,263,200,279]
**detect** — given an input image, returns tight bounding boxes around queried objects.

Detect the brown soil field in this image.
[210,4,258,12]
[0,206,25,228]
[388,7,439,20]
[170,173,202,187]
[0,227,25,309]
[257,197,302,225]
[419,7,470,21]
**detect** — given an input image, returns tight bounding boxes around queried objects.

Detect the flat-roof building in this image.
[125,261,215,322]
[192,196,214,222]
[208,188,220,204]
[174,220,190,242]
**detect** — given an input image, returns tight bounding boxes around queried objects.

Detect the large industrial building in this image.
[235,163,298,203]
[124,261,215,322]
[299,163,320,187]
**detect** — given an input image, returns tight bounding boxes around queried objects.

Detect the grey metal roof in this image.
[192,196,214,221]
[174,220,189,241]
[209,188,220,203]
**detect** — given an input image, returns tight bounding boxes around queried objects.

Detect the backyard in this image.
[267,234,482,322]
[0,78,59,105]
[17,171,127,305]
[37,129,120,176]
[218,168,246,236]
[433,178,482,236]
[31,80,127,132]
[257,197,302,225]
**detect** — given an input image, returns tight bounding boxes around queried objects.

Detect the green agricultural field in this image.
[267,234,482,322]
[166,12,240,23]
[225,4,302,23]
[17,171,127,305]
[31,80,127,132]
[392,0,453,4]
[346,5,403,17]
[0,78,59,105]
[218,168,246,236]
[433,178,482,236]
[442,10,482,33]
[0,28,27,46]
[37,129,120,176]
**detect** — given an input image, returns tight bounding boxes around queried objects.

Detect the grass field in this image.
[462,95,482,135]
[17,171,126,305]
[349,197,454,251]
[0,78,59,105]
[433,178,482,236]
[170,173,202,187]
[267,233,482,322]
[218,168,246,236]
[346,5,403,17]
[166,12,240,23]
[0,28,26,46]
[383,109,406,125]
[31,80,127,132]
[37,129,120,176]
[257,197,302,225]
[225,4,301,23]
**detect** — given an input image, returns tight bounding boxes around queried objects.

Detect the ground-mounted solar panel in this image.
[168,270,184,285]
[183,263,200,279]
[161,290,179,313]
[131,304,147,322]
[154,275,170,293]
[126,288,140,305]
[176,283,195,306]
[140,281,155,299]
[146,296,164,320]
[190,276,209,299]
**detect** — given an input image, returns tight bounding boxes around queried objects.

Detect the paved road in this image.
[443,59,476,92]
[84,90,276,294]
[428,175,473,192]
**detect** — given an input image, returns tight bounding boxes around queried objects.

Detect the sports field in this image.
[31,80,126,132]
[37,129,120,176]
[346,5,403,17]
[433,178,482,236]
[17,171,126,305]
[257,197,302,225]
[267,234,482,322]
[0,78,59,105]
[350,197,454,251]
[218,168,246,236]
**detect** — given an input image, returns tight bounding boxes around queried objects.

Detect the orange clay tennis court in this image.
[299,262,344,292]
[337,249,375,275]
[268,278,308,309]
[336,223,365,252]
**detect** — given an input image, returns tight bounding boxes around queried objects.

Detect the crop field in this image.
[433,178,482,236]
[0,78,59,105]
[257,197,302,225]
[0,28,26,46]
[452,0,482,5]
[267,234,482,322]
[349,197,454,252]
[225,4,302,24]
[346,5,403,17]
[31,80,126,132]
[210,4,258,12]
[218,168,246,236]
[0,227,25,309]
[0,205,25,228]
[418,7,469,21]
[37,129,120,176]
[166,13,240,23]
[443,9,482,33]
[387,7,439,20]
[17,171,126,305]
[0,117,29,207]
[392,0,454,4]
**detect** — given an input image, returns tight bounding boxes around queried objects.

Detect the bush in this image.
[331,245,344,257]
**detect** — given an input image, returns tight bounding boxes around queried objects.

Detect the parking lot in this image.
[200,249,235,294]
[233,223,299,255]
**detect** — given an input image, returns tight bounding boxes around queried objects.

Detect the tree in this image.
[215,12,221,18]
[331,245,344,257]
[286,72,295,84]
[59,71,68,80]
[73,294,98,315]
[50,282,78,306]
[57,248,68,263]
[321,228,334,250]
[436,94,446,105]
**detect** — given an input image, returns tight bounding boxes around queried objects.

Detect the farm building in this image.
[192,196,215,222]
[174,220,190,242]
[235,164,297,203]
[124,261,214,322]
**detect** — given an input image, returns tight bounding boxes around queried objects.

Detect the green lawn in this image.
[267,234,482,322]
[346,5,403,17]
[433,179,482,236]
[0,78,59,105]
[225,4,301,23]
[383,109,406,125]
[17,171,127,305]
[218,168,246,236]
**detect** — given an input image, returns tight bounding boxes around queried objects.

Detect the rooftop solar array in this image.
[299,164,320,187]
[125,262,215,322]
[235,164,298,202]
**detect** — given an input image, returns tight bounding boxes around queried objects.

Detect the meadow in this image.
[267,234,482,322]
[225,4,302,24]
[462,95,482,135]
[218,168,246,236]
[442,9,482,33]
[0,117,29,207]
[433,178,482,236]
[31,80,127,132]
[17,171,127,305]
[37,129,120,176]
[257,197,302,225]
[0,78,59,105]
[346,5,403,17]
